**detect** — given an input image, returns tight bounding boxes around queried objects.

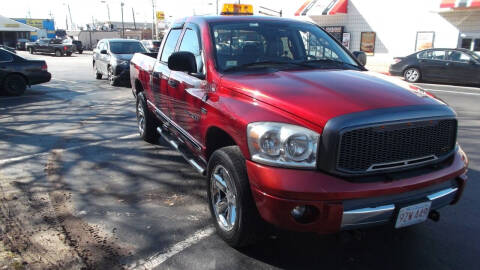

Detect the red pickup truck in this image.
[130,16,468,247]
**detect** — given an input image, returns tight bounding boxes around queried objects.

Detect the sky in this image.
[3,0,303,29]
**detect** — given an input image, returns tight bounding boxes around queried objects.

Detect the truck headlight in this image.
[247,122,319,169]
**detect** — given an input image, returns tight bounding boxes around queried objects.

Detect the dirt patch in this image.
[0,150,132,269]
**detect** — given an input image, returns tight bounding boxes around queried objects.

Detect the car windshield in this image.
[210,21,360,72]
[109,41,147,54]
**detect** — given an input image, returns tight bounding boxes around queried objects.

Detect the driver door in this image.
[168,25,206,154]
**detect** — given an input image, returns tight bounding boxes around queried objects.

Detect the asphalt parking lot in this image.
[1,51,479,270]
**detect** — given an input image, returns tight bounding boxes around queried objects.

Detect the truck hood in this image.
[221,69,443,128]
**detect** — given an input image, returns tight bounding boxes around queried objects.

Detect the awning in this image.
[295,0,348,16]
[0,14,38,32]
[440,0,480,9]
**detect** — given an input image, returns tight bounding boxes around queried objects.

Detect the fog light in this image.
[291,205,319,224]
[291,205,306,219]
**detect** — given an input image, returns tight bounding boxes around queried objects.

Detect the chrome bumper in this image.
[341,187,458,229]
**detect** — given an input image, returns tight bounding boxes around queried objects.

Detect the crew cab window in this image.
[179,28,203,73]
[418,50,445,60]
[161,29,182,62]
[446,51,471,63]
[0,50,13,62]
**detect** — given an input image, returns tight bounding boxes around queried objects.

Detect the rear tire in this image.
[404,67,421,83]
[207,146,266,247]
[136,92,158,143]
[3,74,27,96]
[66,52,72,56]
[55,50,63,57]
[78,50,83,54]
[28,47,34,54]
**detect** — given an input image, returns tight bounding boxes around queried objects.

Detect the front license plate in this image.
[395,201,432,229]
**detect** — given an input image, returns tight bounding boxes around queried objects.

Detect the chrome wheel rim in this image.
[210,165,237,232]
[137,100,145,135]
[108,68,113,83]
[405,69,419,82]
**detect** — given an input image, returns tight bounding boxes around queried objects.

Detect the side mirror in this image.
[168,51,197,73]
[100,49,107,54]
[352,51,367,66]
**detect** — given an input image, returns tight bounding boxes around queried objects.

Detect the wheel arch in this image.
[1,72,30,87]
[205,126,238,161]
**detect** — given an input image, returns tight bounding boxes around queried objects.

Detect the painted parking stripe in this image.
[129,226,215,270]
[0,133,138,165]
[425,89,480,96]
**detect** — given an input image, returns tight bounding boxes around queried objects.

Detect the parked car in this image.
[26,38,74,57]
[0,48,51,96]
[93,39,148,86]
[141,40,162,52]
[0,45,16,54]
[63,39,84,54]
[130,16,468,247]
[389,48,480,84]
[16,39,30,51]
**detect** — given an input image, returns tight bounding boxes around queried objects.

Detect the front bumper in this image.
[247,147,468,233]
[114,65,131,83]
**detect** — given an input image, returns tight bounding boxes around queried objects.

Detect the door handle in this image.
[168,79,179,88]
[152,71,161,78]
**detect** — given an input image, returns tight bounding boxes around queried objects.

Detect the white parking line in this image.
[425,89,480,96]
[0,133,138,165]
[129,226,215,270]
[52,78,80,84]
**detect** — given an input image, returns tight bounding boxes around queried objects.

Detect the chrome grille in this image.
[337,119,457,173]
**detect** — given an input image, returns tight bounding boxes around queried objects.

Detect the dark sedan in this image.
[93,39,148,86]
[0,48,51,96]
[389,48,480,85]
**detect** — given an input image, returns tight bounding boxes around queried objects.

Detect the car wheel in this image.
[55,50,63,57]
[207,146,266,247]
[404,67,421,83]
[78,50,83,54]
[94,65,102,79]
[3,74,27,96]
[29,47,34,54]
[136,91,158,143]
[108,66,119,86]
[66,52,72,56]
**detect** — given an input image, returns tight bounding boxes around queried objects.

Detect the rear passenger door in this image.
[417,50,448,81]
[151,28,182,118]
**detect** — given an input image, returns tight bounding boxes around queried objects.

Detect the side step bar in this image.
[156,126,206,175]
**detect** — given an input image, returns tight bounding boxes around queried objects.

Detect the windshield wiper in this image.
[223,60,312,72]
[299,59,362,70]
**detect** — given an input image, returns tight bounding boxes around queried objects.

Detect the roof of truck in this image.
[173,15,313,26]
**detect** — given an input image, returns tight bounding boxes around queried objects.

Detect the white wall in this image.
[308,0,465,71]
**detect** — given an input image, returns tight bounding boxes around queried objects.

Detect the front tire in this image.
[3,74,27,96]
[136,92,158,143]
[404,67,421,83]
[207,146,266,247]
[108,66,120,86]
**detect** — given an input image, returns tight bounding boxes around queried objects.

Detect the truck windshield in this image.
[110,41,147,54]
[210,21,360,72]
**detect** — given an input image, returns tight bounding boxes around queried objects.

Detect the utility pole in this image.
[68,4,74,30]
[132,8,137,30]
[100,1,111,24]
[151,0,156,40]
[121,2,125,38]
[216,0,219,15]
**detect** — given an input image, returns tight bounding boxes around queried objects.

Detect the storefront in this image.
[0,14,37,47]
[12,18,56,41]
[295,0,480,71]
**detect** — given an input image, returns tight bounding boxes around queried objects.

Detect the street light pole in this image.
[121,2,125,38]
[151,0,156,40]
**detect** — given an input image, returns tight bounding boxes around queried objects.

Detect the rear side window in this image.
[0,50,14,62]
[161,29,182,62]
[418,50,445,60]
